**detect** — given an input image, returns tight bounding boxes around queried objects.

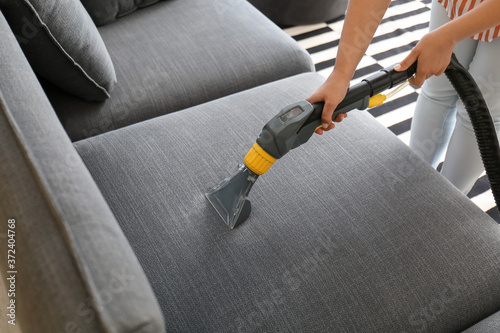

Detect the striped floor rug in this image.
[283,0,500,222]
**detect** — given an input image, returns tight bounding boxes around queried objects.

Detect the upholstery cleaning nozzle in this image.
[206,62,418,228]
[206,164,258,229]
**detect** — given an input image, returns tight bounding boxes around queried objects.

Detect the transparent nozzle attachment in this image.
[205,164,259,229]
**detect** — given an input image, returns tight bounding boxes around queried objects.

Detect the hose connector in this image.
[368,94,387,108]
[244,142,277,175]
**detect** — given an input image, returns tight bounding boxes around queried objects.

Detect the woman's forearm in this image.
[334,0,392,80]
[307,0,392,132]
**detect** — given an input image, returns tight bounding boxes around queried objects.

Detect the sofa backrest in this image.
[0,10,165,333]
[80,0,166,26]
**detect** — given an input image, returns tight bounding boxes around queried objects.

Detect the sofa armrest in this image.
[0,11,165,333]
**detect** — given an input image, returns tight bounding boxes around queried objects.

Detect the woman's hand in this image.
[305,0,393,135]
[398,0,500,85]
[395,28,457,86]
[307,72,350,135]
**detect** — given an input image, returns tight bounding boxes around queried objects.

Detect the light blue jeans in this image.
[409,0,500,194]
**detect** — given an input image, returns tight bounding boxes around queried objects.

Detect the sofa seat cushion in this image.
[44,0,314,141]
[0,0,116,101]
[74,72,500,332]
[81,0,163,26]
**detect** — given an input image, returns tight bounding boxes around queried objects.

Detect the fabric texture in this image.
[463,311,500,332]
[75,72,500,332]
[0,12,164,332]
[80,0,162,26]
[437,0,500,41]
[410,0,500,194]
[0,0,116,101]
[43,0,314,141]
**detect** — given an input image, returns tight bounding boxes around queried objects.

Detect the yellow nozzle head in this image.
[244,142,277,175]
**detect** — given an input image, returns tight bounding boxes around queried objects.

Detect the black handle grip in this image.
[263,61,419,160]
[365,61,417,96]
[307,61,418,126]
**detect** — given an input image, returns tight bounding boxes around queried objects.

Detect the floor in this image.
[282,0,500,222]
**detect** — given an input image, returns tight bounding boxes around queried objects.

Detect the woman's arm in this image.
[307,0,392,133]
[397,0,500,86]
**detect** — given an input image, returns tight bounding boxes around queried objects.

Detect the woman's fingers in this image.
[315,122,335,135]
[315,113,347,135]
[394,30,456,87]
[334,113,347,123]
[307,74,350,135]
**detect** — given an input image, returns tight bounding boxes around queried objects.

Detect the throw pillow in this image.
[0,0,117,102]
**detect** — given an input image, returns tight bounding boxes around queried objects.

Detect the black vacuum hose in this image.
[444,53,500,210]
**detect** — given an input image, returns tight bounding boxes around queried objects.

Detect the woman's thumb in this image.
[394,51,417,72]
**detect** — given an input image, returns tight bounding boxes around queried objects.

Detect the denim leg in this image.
[409,0,478,168]
[409,76,458,168]
[441,37,500,194]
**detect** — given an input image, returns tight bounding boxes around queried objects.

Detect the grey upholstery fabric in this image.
[80,0,163,26]
[463,311,500,333]
[44,0,315,141]
[249,0,348,26]
[75,72,500,332]
[0,0,116,101]
[0,12,165,333]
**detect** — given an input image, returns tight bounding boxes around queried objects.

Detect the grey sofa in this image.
[1,0,500,332]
